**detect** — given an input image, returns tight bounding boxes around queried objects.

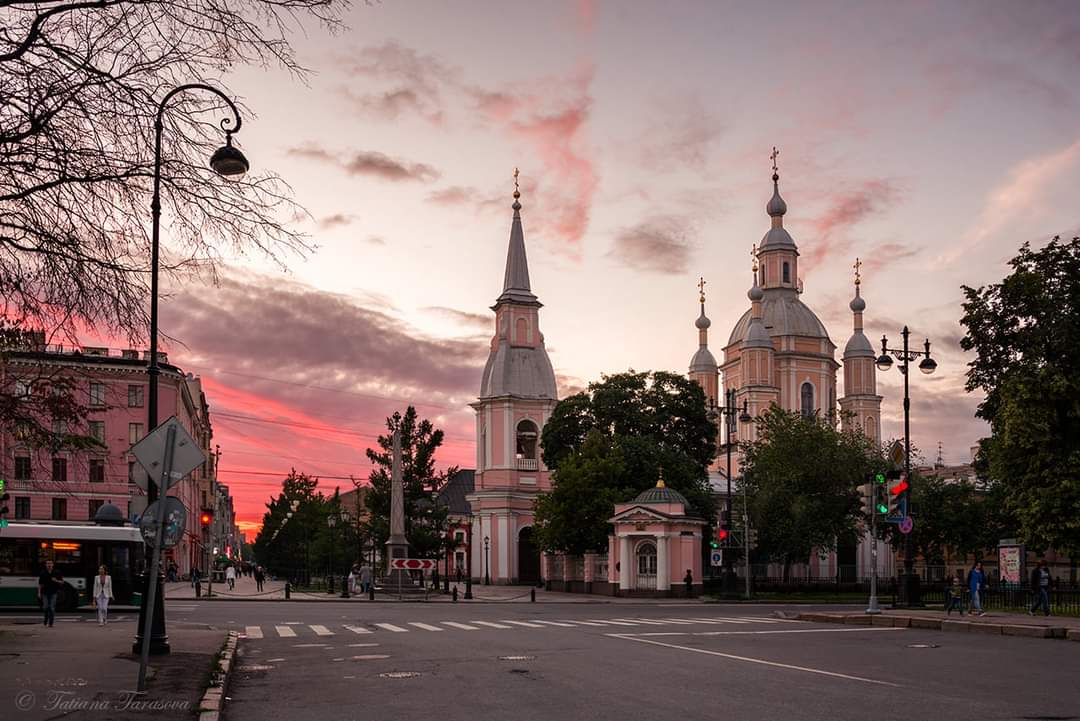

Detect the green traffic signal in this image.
[874,472,886,485]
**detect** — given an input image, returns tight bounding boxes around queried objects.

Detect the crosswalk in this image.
[240,616,797,640]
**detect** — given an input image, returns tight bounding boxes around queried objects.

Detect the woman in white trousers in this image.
[93,566,114,625]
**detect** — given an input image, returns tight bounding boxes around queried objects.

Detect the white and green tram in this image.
[0,522,144,609]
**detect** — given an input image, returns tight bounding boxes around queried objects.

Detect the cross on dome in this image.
[854,257,862,286]
[698,276,707,303]
[770,146,780,178]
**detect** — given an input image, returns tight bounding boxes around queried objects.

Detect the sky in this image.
[146,0,1080,535]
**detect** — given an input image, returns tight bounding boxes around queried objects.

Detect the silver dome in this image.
[728,291,832,346]
[689,346,718,374]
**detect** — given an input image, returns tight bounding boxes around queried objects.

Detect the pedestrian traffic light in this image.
[886,470,907,517]
[717,527,729,546]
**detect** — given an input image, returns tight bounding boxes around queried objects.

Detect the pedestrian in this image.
[946,572,964,615]
[1029,560,1052,616]
[192,567,202,598]
[225,564,236,590]
[348,565,357,595]
[684,569,693,596]
[37,560,63,627]
[93,565,114,625]
[254,565,265,593]
[455,565,462,584]
[968,561,986,616]
[359,563,372,595]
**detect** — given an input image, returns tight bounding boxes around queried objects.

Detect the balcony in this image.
[516,457,538,471]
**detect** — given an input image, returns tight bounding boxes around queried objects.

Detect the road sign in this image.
[131,416,205,492]
[888,440,905,469]
[389,559,437,570]
[139,497,187,548]
[899,516,914,535]
[710,550,723,567]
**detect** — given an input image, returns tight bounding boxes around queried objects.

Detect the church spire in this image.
[844,257,872,358]
[689,275,718,382]
[497,168,538,305]
[766,146,787,219]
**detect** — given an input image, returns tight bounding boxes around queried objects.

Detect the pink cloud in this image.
[803,179,902,270]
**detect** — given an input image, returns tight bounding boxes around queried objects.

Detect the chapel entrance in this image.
[636,541,657,590]
[517,527,540,584]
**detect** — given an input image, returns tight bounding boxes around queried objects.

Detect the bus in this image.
[0,522,145,610]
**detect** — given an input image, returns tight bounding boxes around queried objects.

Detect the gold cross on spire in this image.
[770,146,780,175]
[751,243,759,273]
[853,257,862,286]
[698,276,706,303]
[513,167,520,199]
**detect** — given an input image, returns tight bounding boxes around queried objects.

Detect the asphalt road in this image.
[151,598,1080,721]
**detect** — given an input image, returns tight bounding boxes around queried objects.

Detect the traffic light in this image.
[860,474,875,515]
[887,471,908,517]
[200,511,213,527]
[0,477,9,528]
[717,527,729,546]
[747,528,759,550]
[873,472,889,515]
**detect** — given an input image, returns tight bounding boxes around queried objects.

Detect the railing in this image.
[900,585,1080,615]
[593,556,609,581]
[516,457,538,471]
[549,555,564,579]
[636,575,657,591]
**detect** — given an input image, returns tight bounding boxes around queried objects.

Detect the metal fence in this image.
[902,585,1080,615]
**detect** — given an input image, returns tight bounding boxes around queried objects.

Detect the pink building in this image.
[0,337,221,576]
[465,183,557,584]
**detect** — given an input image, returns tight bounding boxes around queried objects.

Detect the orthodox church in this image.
[452,159,891,584]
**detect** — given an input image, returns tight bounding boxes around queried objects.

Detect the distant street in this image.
[161,597,1080,721]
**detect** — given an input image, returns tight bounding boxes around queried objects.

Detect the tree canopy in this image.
[960,236,1080,555]
[534,371,717,554]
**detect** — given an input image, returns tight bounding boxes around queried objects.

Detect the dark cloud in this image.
[862,241,920,273]
[609,217,693,274]
[422,306,491,333]
[346,87,444,125]
[803,180,902,270]
[319,213,357,230]
[288,145,440,183]
[427,186,474,206]
[338,43,457,126]
[637,95,723,171]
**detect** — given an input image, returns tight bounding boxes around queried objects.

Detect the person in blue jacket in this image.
[968,561,987,616]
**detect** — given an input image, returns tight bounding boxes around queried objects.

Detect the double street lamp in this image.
[135,84,249,657]
[876,326,937,607]
[707,390,751,593]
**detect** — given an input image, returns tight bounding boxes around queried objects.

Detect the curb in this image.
[796,612,1075,640]
[198,630,238,721]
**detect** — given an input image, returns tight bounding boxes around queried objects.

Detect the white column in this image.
[618,535,631,591]
[656,534,669,591]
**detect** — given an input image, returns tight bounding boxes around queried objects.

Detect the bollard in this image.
[452,586,458,602]
[464,577,473,600]
[368,583,375,601]
[530,588,536,603]
[284,581,291,600]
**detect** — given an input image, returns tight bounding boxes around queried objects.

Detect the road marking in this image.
[245,626,264,639]
[611,633,902,686]
[352,654,390,660]
[587,619,637,626]
[472,621,513,629]
[616,618,667,625]
[349,643,380,647]
[267,657,285,662]
[310,625,335,636]
[292,643,329,647]
[374,623,409,633]
[654,618,697,625]
[501,620,544,628]
[408,622,444,632]
[283,621,303,625]
[681,618,752,625]
[561,620,608,626]
[344,625,372,635]
[696,628,906,637]
[442,622,479,631]
[275,625,296,637]
[530,620,576,627]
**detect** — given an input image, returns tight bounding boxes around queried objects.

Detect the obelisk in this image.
[382,428,417,591]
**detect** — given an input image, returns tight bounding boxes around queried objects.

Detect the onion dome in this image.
[695,308,712,330]
[766,175,787,217]
[843,258,875,359]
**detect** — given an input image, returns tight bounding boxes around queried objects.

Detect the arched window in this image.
[864,416,876,440]
[800,382,814,418]
[782,262,791,284]
[516,419,539,469]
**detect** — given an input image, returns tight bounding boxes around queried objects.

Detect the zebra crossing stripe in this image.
[562,620,607,626]
[655,618,697,625]
[275,626,296,637]
[619,618,667,625]
[374,623,409,633]
[344,625,372,635]
[408,622,444,632]
[501,620,544,628]
[693,617,755,624]
[441,622,478,631]
[245,626,263,638]
[530,620,576,627]
[472,621,513,629]
[587,619,637,626]
[310,625,335,636]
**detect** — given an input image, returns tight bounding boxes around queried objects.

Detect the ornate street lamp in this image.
[326,513,337,594]
[339,510,350,598]
[877,326,937,607]
[706,391,752,594]
[484,535,491,586]
[135,83,248,658]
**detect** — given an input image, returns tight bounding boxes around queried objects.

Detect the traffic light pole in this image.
[867,485,881,614]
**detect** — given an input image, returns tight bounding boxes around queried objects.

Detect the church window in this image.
[800,382,814,418]
[783,262,791,284]
[865,416,876,440]
[515,317,528,343]
[516,420,539,468]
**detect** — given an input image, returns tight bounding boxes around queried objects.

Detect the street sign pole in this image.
[867,483,881,614]
[137,423,177,693]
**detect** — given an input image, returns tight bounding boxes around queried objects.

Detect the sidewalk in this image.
[0,620,227,720]
[796,607,1080,640]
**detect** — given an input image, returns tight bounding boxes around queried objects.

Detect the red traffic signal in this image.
[200,512,212,527]
[717,528,729,542]
[889,473,909,496]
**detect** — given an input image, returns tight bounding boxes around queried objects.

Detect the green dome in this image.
[634,484,689,506]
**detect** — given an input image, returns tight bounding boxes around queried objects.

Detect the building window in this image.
[14,379,31,398]
[800,382,815,418]
[15,497,31,519]
[129,461,137,484]
[515,420,539,470]
[128,423,143,445]
[51,457,67,483]
[128,385,144,408]
[88,499,105,518]
[89,458,106,483]
[52,498,67,521]
[89,382,105,406]
[14,456,32,480]
[88,420,105,444]
[454,531,465,545]
[454,551,466,572]
[782,262,791,284]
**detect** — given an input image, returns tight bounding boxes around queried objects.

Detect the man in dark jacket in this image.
[1029,560,1051,616]
[37,560,64,627]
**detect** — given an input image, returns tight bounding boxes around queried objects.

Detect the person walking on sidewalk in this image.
[254,565,265,592]
[359,563,372,595]
[1029,560,1052,616]
[946,572,964,615]
[37,560,63,627]
[225,564,236,590]
[192,567,202,599]
[93,566,114,625]
[968,561,987,616]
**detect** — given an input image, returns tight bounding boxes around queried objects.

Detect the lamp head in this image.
[209,134,249,177]
[876,354,893,372]
[919,356,937,375]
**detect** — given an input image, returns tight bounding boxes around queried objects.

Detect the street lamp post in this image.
[707,390,752,595]
[326,514,337,594]
[876,326,937,607]
[134,83,249,657]
[484,535,490,586]
[339,510,350,598]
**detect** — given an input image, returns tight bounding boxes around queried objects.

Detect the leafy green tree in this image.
[960,236,1080,555]
[535,371,718,554]
[880,472,992,565]
[253,469,327,581]
[362,406,456,564]
[741,407,882,580]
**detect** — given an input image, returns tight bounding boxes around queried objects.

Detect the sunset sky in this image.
[149,1,1080,536]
